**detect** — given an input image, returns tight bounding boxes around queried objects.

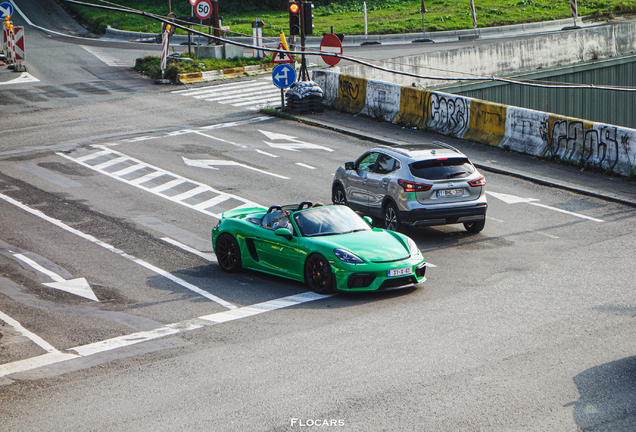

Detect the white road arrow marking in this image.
[487,191,604,222]
[259,130,334,152]
[0,72,40,86]
[13,254,99,302]
[182,157,289,179]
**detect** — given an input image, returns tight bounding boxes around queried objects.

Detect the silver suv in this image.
[332,143,487,232]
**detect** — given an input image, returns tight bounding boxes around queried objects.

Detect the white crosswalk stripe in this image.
[57,147,263,219]
[172,77,282,111]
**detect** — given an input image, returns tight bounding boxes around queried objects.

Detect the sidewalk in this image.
[293,109,636,207]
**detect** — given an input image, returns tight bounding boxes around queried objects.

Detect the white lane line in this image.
[527,230,560,239]
[528,202,604,223]
[200,292,327,323]
[0,311,60,354]
[295,163,316,170]
[161,237,217,262]
[183,157,290,180]
[486,216,505,223]
[0,292,329,378]
[256,149,279,158]
[191,130,246,148]
[58,148,262,218]
[0,193,237,309]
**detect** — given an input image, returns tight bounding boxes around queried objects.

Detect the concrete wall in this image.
[334,22,636,88]
[313,70,636,177]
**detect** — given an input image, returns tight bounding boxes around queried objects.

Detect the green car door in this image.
[252,211,305,278]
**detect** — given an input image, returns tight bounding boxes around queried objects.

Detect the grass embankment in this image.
[66,0,636,38]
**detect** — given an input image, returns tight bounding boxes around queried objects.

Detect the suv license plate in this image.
[388,266,413,277]
[437,188,464,198]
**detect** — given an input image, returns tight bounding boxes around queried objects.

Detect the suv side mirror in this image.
[344,161,354,170]
[363,216,373,226]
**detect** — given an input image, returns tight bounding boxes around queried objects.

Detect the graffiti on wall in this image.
[426,92,469,136]
[540,118,624,171]
[340,79,361,101]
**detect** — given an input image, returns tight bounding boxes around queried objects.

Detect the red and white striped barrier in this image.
[161,29,169,71]
[469,0,478,30]
[6,26,13,63]
[13,26,24,61]
[570,0,578,26]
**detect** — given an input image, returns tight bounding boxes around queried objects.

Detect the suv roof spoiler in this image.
[376,142,461,156]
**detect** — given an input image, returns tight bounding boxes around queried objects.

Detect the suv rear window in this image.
[409,157,475,180]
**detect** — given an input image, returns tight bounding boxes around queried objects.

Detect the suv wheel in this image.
[384,203,402,231]
[332,185,347,205]
[464,219,485,233]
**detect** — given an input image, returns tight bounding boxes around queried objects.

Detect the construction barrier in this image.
[313,69,636,177]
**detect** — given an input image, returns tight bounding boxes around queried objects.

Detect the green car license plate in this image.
[388,266,413,277]
[437,188,464,198]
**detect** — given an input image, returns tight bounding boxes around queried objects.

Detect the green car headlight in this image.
[407,237,420,256]
[334,248,364,264]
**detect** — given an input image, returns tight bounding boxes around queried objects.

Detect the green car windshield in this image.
[293,206,371,237]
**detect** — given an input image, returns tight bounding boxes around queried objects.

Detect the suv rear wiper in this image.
[447,171,467,179]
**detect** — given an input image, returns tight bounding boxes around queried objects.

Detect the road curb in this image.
[282,112,636,208]
[177,63,275,84]
[104,17,588,47]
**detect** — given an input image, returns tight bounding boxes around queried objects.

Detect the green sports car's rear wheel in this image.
[305,254,335,294]
[216,233,242,273]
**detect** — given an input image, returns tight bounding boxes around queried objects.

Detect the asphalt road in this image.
[1,3,636,432]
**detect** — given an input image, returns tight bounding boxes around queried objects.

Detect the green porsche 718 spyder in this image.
[212,202,426,294]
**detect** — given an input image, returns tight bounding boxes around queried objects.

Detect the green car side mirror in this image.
[363,216,373,225]
[274,227,293,239]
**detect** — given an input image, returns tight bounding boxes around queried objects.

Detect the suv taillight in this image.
[398,179,432,192]
[468,176,486,187]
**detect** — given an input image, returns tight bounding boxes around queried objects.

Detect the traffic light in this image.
[289,2,300,36]
[302,2,314,35]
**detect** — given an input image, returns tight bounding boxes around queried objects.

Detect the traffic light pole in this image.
[299,2,308,81]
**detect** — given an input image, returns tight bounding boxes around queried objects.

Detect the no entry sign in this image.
[194,0,212,20]
[320,33,343,66]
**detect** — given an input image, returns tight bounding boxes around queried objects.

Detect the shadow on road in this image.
[566,355,636,431]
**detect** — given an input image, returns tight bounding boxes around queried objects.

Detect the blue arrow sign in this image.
[272,64,297,89]
[0,2,13,18]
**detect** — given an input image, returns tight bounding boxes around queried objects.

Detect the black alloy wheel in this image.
[464,219,486,233]
[216,234,242,273]
[384,203,402,232]
[305,254,335,294]
[332,185,347,205]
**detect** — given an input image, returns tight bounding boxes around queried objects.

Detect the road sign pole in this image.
[189,5,193,56]
[281,88,285,110]
[299,2,307,81]
[412,0,433,43]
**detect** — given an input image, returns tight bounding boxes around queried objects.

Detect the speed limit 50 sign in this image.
[194,0,212,20]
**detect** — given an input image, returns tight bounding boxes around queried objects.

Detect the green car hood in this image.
[316,229,410,262]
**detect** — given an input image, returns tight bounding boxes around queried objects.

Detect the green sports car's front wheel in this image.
[305,254,335,294]
[216,233,242,273]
